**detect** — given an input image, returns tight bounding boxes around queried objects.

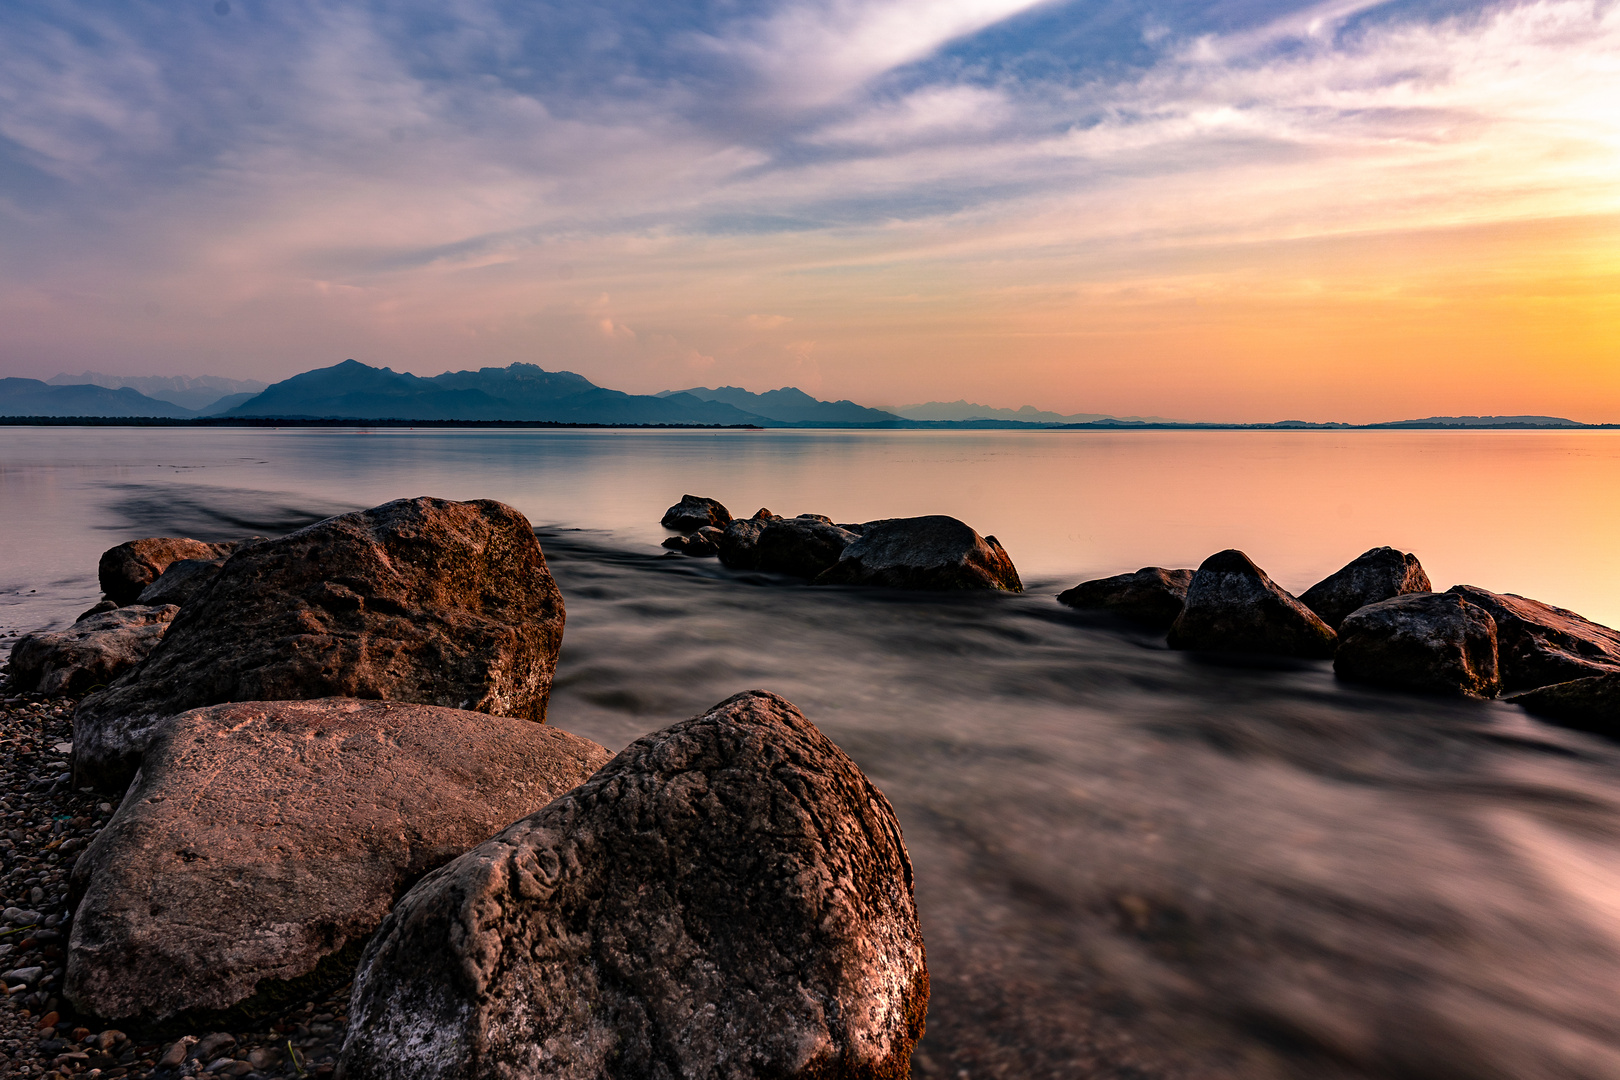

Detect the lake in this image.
[5,426,1620,1079]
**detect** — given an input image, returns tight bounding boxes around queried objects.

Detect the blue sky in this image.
[2,0,1616,419]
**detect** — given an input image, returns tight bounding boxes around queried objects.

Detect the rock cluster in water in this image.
[659,496,1023,592]
[1060,545,1620,731]
[1,496,927,1079]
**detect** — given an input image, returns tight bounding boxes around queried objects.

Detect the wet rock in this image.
[1508,672,1620,735]
[66,698,611,1023]
[816,516,1022,592]
[660,495,732,532]
[73,497,566,792]
[716,512,775,569]
[341,691,928,1080]
[75,600,119,621]
[1167,550,1336,658]
[1334,592,1500,697]
[98,538,238,606]
[754,516,859,578]
[8,605,180,697]
[1058,567,1193,630]
[1447,585,1620,692]
[662,527,722,558]
[133,557,227,608]
[1300,547,1432,630]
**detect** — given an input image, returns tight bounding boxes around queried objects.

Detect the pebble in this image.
[0,676,356,1078]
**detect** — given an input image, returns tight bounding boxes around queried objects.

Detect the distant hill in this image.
[224,360,768,424]
[664,386,900,425]
[1375,415,1581,428]
[48,372,268,413]
[894,399,1182,424]
[0,378,195,418]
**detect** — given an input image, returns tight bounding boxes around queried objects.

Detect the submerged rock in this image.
[1446,585,1620,692]
[73,497,566,792]
[815,516,1022,592]
[661,495,732,532]
[134,556,227,608]
[340,690,928,1080]
[8,605,180,697]
[66,698,611,1024]
[1300,547,1431,630]
[98,537,238,606]
[1509,672,1620,735]
[1167,550,1336,658]
[1058,567,1192,629]
[1334,592,1500,697]
[664,526,724,558]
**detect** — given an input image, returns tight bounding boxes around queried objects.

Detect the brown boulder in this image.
[815,516,1021,592]
[1299,547,1431,629]
[1334,592,1500,697]
[134,557,227,608]
[8,605,179,697]
[340,691,928,1080]
[1509,672,1620,735]
[1446,585,1620,692]
[73,497,565,792]
[1057,567,1192,629]
[65,698,611,1024]
[98,538,237,605]
[1167,550,1336,658]
[660,495,732,532]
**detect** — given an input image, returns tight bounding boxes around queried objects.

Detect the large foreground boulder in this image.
[8,605,179,696]
[1509,673,1620,736]
[815,516,1021,592]
[98,537,238,605]
[718,513,858,578]
[133,556,228,608]
[66,699,611,1024]
[1446,585,1620,692]
[1300,547,1431,629]
[340,691,929,1080]
[73,497,565,792]
[1167,550,1336,658]
[1334,592,1500,697]
[661,495,732,532]
[1057,567,1192,629]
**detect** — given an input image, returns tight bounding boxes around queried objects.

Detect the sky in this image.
[0,0,1616,422]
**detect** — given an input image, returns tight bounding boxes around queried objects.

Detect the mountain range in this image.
[0,360,1597,428]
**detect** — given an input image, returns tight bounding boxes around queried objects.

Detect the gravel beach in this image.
[0,676,355,1080]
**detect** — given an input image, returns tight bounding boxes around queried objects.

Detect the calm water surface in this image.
[5,427,1620,1079]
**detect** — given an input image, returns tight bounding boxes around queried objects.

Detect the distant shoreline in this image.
[0,416,1614,431]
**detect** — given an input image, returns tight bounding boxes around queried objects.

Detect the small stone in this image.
[192,1033,236,1063]
[4,966,43,985]
[158,1038,195,1067]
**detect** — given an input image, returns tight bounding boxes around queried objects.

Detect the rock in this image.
[65,698,611,1024]
[134,557,227,607]
[98,538,237,606]
[815,515,1022,592]
[717,513,856,578]
[660,495,732,532]
[1167,550,1336,658]
[8,605,180,697]
[1443,586,1620,692]
[716,514,773,569]
[1298,547,1431,630]
[1508,672,1620,735]
[192,1033,237,1062]
[340,691,928,1080]
[661,527,722,558]
[1334,593,1500,697]
[3,908,43,926]
[159,1038,195,1068]
[1057,567,1193,629]
[3,966,43,986]
[73,497,566,792]
[75,600,118,621]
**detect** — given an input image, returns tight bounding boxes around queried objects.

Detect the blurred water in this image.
[5,426,1620,1078]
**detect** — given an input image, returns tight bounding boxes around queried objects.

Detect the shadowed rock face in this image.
[98,538,238,605]
[8,605,180,696]
[661,495,732,532]
[340,691,929,1080]
[134,557,226,608]
[1300,547,1432,630]
[1335,592,1500,697]
[718,514,858,578]
[1510,672,1620,735]
[1446,585,1620,692]
[1168,549,1336,658]
[1058,568,1193,629]
[815,516,1022,592]
[66,699,611,1024]
[73,497,565,792]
